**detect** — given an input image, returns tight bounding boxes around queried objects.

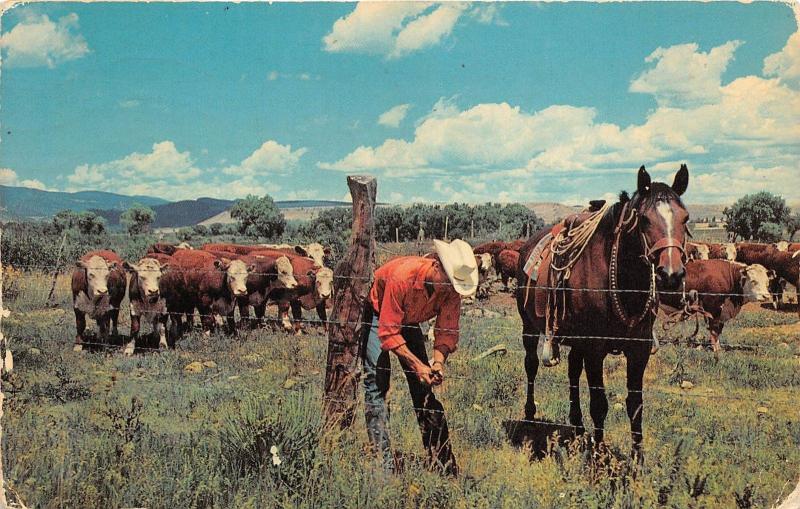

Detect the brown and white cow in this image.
[707,242,737,261]
[686,242,710,261]
[497,249,520,291]
[71,250,126,352]
[660,260,772,352]
[475,253,494,299]
[147,242,192,256]
[203,242,330,268]
[123,257,168,355]
[737,245,800,311]
[251,249,334,334]
[203,249,298,329]
[160,250,253,337]
[774,241,800,253]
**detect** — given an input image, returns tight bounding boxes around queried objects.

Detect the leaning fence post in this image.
[323,176,376,428]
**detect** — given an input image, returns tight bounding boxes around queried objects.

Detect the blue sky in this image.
[1,2,798,205]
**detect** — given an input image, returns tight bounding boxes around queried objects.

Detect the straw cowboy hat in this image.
[433,239,479,297]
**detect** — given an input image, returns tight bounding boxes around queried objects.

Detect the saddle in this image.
[523,203,612,325]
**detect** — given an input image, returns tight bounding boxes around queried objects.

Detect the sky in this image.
[0,1,798,206]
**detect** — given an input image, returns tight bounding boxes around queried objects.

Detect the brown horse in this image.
[516,165,689,459]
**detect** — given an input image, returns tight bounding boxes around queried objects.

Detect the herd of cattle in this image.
[71,242,333,354]
[69,236,798,355]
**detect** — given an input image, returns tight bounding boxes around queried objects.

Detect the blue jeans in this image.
[361,306,458,476]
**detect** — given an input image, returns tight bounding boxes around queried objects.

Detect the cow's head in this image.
[775,241,789,252]
[275,256,298,289]
[633,164,690,291]
[124,257,165,302]
[723,243,737,261]
[77,255,116,301]
[478,253,493,274]
[689,243,709,261]
[296,243,328,267]
[215,258,250,297]
[741,264,771,302]
[176,242,193,250]
[313,267,334,300]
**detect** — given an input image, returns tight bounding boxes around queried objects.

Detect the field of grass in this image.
[1,265,799,508]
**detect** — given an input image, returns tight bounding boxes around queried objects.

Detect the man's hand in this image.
[430,360,444,385]
[393,344,441,386]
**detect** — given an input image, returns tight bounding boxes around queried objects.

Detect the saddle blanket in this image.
[523,233,554,281]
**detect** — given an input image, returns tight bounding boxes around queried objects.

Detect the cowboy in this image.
[362,239,478,476]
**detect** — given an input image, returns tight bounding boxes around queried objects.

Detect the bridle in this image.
[609,199,687,330]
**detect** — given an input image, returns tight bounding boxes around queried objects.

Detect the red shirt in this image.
[369,256,461,355]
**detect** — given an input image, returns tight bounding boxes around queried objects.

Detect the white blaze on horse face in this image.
[136,258,163,298]
[724,243,737,261]
[275,256,298,289]
[743,264,771,302]
[315,267,334,300]
[656,201,675,270]
[84,255,111,299]
[226,259,250,297]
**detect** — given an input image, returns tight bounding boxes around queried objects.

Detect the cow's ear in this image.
[768,269,777,278]
[323,247,331,255]
[108,261,118,270]
[123,261,137,272]
[160,263,170,271]
[215,259,230,270]
[294,246,309,256]
[247,264,256,272]
[672,164,689,196]
[76,260,87,269]
[637,165,651,194]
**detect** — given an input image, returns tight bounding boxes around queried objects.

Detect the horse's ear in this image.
[672,164,689,196]
[637,165,651,194]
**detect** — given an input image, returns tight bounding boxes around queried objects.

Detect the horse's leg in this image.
[624,346,650,462]
[567,347,586,435]
[584,353,608,446]
[522,320,539,421]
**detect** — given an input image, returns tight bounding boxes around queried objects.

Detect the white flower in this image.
[270,445,282,466]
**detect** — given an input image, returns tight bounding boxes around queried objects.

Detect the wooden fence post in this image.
[323,176,377,428]
[444,216,449,241]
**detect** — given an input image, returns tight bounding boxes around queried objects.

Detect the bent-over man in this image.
[362,239,478,476]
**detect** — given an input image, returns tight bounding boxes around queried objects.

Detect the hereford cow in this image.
[686,242,710,261]
[147,242,192,256]
[707,242,737,261]
[497,249,520,291]
[203,242,330,268]
[71,250,126,352]
[123,257,168,355]
[203,249,298,329]
[475,253,493,299]
[160,250,253,337]
[251,249,334,334]
[660,260,772,352]
[775,241,800,253]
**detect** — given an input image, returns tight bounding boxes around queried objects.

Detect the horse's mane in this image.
[600,183,684,234]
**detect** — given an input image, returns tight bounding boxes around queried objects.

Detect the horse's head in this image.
[630,164,690,291]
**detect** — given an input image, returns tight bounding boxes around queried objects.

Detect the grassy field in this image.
[2,265,799,508]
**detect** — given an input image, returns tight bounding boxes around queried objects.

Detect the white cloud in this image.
[222,141,307,177]
[323,2,501,59]
[0,13,89,68]
[630,41,742,107]
[268,70,280,81]
[64,140,305,200]
[378,103,411,127]
[118,99,140,109]
[764,29,800,87]
[268,71,320,81]
[284,189,319,200]
[319,33,800,204]
[0,168,47,190]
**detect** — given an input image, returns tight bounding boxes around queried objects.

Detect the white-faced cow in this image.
[123,257,168,355]
[71,250,126,352]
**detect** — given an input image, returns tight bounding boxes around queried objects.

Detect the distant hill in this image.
[93,197,236,228]
[0,185,168,220]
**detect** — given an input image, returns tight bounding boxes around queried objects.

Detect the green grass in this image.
[2,273,799,508]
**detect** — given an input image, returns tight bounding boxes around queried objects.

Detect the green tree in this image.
[52,210,80,233]
[121,204,156,235]
[786,213,800,241]
[76,212,106,235]
[724,192,790,241]
[758,222,784,243]
[230,194,286,239]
